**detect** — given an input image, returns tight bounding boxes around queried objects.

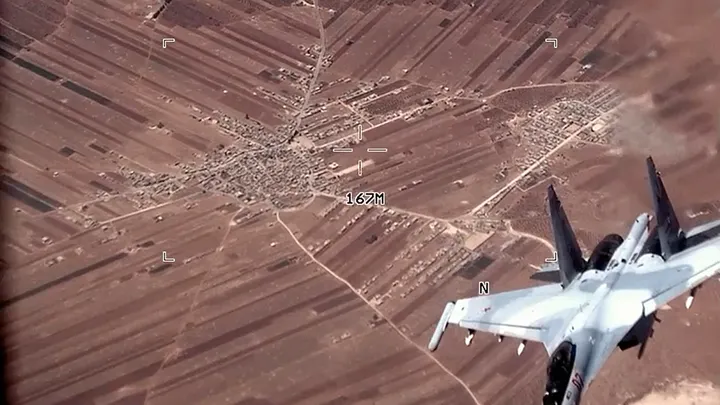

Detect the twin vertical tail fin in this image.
[547,185,586,288]
[543,156,682,285]
[646,156,685,259]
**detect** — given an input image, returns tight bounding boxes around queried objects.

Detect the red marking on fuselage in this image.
[570,372,585,391]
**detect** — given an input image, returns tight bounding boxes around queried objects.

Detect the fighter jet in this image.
[427,156,720,405]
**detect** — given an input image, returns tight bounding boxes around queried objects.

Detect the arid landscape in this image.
[2,0,720,404]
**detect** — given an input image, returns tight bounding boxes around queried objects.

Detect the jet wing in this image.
[429,283,591,354]
[582,247,720,383]
[626,249,720,316]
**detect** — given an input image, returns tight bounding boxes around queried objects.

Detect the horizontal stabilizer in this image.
[531,271,561,283]
[530,262,561,283]
[428,302,455,351]
[537,262,560,273]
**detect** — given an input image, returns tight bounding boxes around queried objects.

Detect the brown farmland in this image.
[3,0,720,404]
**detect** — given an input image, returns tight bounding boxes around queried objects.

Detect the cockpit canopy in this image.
[542,341,576,405]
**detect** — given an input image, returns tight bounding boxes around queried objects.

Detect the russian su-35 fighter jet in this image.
[427,156,720,405]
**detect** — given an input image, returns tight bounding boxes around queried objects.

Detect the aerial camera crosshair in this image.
[331,124,389,177]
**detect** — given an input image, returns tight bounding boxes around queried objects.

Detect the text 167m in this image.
[345,191,386,206]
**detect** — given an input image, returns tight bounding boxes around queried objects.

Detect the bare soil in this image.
[4,0,720,404]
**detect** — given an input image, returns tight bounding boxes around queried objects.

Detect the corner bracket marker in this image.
[544,251,558,263]
[162,251,176,263]
[162,38,176,48]
[544,38,558,49]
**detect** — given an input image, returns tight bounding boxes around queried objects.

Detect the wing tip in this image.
[646,155,657,176]
[428,302,456,352]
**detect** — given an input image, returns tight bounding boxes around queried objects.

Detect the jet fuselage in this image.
[544,213,650,405]
[545,212,720,405]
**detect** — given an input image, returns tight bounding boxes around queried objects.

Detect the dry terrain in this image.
[2,0,720,405]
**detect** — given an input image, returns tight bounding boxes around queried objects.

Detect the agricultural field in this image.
[3,0,720,404]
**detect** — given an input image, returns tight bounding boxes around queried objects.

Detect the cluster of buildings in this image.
[363,218,474,306]
[187,146,333,208]
[298,105,364,145]
[512,99,603,170]
[119,131,335,210]
[578,87,625,144]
